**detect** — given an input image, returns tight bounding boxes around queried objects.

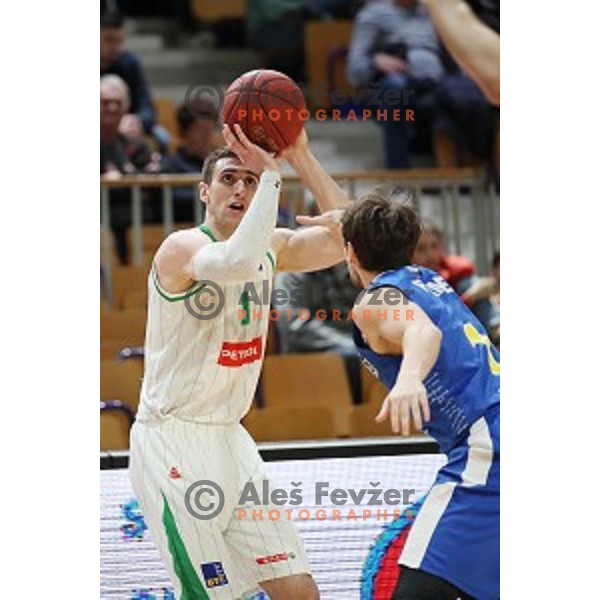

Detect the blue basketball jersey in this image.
[354,266,500,453]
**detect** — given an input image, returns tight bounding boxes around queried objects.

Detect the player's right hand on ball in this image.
[376,375,430,435]
[223,124,279,175]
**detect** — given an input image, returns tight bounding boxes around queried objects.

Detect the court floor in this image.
[100,452,445,599]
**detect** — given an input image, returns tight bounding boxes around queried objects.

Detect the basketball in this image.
[222,69,307,153]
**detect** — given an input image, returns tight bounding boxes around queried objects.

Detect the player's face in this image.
[412,231,444,270]
[202,158,260,231]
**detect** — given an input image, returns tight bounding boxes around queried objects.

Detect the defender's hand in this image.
[376,375,430,435]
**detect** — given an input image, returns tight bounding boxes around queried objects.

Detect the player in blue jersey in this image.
[340,193,499,600]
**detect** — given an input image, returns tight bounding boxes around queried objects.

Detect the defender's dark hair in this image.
[342,193,422,272]
[177,100,219,135]
[101,11,124,29]
[200,147,240,184]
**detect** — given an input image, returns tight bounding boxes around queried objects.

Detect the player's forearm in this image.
[190,170,281,282]
[396,322,442,383]
[287,147,350,212]
[421,0,500,105]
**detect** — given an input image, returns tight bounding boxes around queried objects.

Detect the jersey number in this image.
[240,292,250,326]
[463,322,500,376]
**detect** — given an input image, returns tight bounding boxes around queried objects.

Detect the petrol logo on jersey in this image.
[217,337,263,367]
[200,561,229,588]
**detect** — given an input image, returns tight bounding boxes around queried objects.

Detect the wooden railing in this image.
[100,168,498,303]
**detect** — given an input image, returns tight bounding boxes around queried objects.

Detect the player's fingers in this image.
[296,215,326,226]
[400,396,410,436]
[391,397,400,434]
[410,398,422,433]
[420,391,430,423]
[233,124,255,152]
[222,125,241,151]
[375,397,390,422]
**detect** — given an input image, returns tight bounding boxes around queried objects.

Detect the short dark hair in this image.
[101,11,124,29]
[201,147,240,184]
[177,100,219,135]
[342,193,422,272]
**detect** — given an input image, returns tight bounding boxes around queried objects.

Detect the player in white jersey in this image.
[129,124,348,600]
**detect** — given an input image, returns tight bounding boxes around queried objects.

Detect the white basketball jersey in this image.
[137,224,276,425]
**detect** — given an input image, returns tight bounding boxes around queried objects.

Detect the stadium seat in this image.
[126,224,168,255]
[265,321,279,355]
[100,401,135,451]
[304,20,353,110]
[190,0,246,23]
[112,266,149,310]
[154,97,179,149]
[243,406,336,442]
[101,341,130,361]
[100,360,144,409]
[123,289,148,311]
[262,353,353,436]
[101,310,147,345]
[361,365,388,405]
[100,297,111,314]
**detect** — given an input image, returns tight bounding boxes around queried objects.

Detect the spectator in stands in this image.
[462,250,500,345]
[100,75,160,263]
[100,75,158,176]
[347,0,444,169]
[247,0,308,82]
[100,11,169,150]
[307,0,355,19]
[432,68,496,173]
[412,223,499,340]
[160,99,220,222]
[275,262,363,403]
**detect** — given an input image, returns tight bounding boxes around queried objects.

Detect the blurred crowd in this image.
[101,2,500,362]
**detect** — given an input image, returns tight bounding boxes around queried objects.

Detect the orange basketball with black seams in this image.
[222,69,307,153]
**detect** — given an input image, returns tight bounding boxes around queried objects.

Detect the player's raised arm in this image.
[272,130,349,272]
[281,129,350,212]
[155,124,281,290]
[272,209,345,272]
[354,290,442,435]
[421,0,500,105]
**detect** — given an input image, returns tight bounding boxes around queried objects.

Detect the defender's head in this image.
[341,193,421,288]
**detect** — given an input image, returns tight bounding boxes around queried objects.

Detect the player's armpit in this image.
[154,229,209,294]
[272,225,345,273]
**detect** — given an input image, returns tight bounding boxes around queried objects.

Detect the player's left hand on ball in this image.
[223,124,279,174]
[376,376,430,435]
[279,128,309,161]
